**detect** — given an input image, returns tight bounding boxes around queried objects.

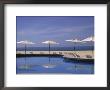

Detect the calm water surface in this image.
[16,56,94,74]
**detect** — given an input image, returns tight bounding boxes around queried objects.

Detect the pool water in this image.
[16,56,94,74]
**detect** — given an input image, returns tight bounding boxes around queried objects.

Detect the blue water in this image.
[16,57,94,74]
[17,46,94,51]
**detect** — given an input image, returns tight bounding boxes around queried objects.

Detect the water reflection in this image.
[16,57,94,74]
[17,57,31,70]
[18,57,59,69]
[42,57,57,68]
[63,59,94,74]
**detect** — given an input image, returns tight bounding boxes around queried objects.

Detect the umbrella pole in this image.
[92,46,94,59]
[49,57,50,63]
[49,43,50,55]
[25,44,26,56]
[48,43,51,63]
[74,42,75,52]
[24,44,26,66]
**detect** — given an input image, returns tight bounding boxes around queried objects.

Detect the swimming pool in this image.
[16,56,94,74]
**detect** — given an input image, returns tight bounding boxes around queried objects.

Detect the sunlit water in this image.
[16,56,94,74]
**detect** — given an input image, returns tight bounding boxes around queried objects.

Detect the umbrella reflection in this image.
[42,64,57,68]
[42,57,57,68]
[17,57,31,70]
[64,59,94,73]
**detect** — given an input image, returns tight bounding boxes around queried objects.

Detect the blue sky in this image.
[16,16,94,47]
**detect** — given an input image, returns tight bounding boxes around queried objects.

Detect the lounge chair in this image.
[75,54,80,58]
[86,55,92,58]
[72,53,76,57]
[30,52,33,54]
[53,52,57,54]
[40,52,44,54]
[73,53,80,58]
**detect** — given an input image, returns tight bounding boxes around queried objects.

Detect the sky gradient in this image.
[16,16,94,47]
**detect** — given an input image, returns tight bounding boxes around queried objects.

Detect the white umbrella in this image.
[17,40,35,55]
[65,39,83,51]
[42,40,59,55]
[17,40,35,69]
[66,39,83,43]
[82,36,94,58]
[82,36,94,42]
[17,40,35,44]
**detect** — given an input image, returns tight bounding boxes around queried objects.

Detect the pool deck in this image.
[16,51,94,62]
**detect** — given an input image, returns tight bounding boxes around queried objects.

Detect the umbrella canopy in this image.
[42,40,59,44]
[82,36,94,42]
[17,40,35,44]
[66,39,84,43]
